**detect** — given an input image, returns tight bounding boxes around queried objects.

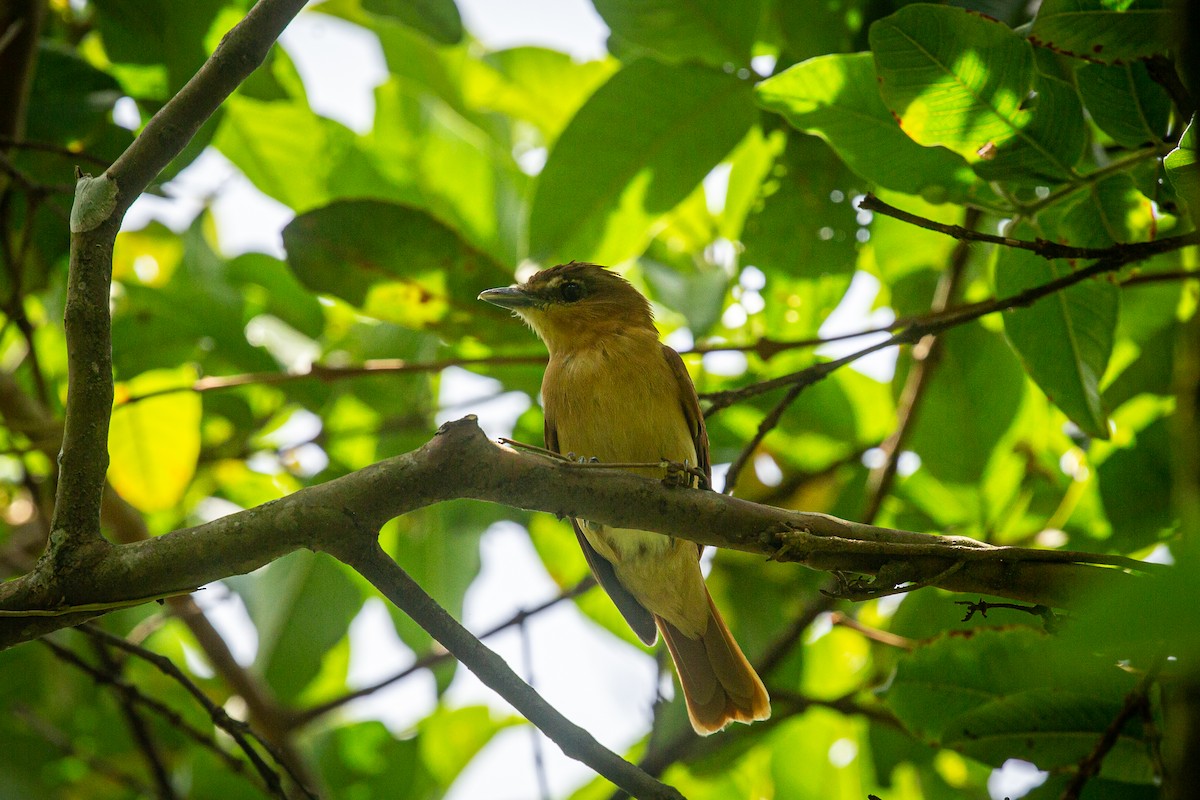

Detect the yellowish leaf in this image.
[108,367,201,512]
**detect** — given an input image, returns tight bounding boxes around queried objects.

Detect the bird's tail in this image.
[656,590,771,735]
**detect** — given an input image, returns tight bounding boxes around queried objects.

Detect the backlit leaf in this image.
[995,236,1117,439]
[530,60,755,264]
[871,4,1085,183]
[1030,0,1172,64]
[108,366,201,512]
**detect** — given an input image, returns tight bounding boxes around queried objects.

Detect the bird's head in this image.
[478,262,654,353]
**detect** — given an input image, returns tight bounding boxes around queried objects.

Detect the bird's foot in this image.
[660,459,708,490]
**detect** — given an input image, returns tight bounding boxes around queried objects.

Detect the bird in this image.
[478,262,770,735]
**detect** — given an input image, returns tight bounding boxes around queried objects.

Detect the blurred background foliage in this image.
[0,0,1197,797]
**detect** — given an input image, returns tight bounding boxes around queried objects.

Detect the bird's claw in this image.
[660,459,707,489]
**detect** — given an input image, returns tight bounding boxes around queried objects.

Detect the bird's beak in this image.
[478,286,536,309]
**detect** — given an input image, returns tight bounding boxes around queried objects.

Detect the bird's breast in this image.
[543,341,697,473]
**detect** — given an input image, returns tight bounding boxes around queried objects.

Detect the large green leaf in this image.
[900,322,1025,484]
[1060,174,1152,247]
[282,199,511,337]
[464,47,618,144]
[529,60,755,264]
[362,0,463,44]
[1098,414,1175,549]
[755,52,983,203]
[943,689,1153,782]
[213,96,356,212]
[1076,61,1171,149]
[109,367,202,513]
[26,44,122,143]
[737,133,860,277]
[870,4,1085,183]
[314,721,437,798]
[233,551,364,703]
[884,628,1137,742]
[592,0,761,68]
[1030,0,1172,64]
[93,0,228,91]
[1165,117,1199,208]
[995,240,1118,440]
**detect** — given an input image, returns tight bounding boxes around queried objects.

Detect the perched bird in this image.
[479,262,770,735]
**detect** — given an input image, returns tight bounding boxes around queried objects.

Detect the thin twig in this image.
[39,637,267,791]
[863,209,978,521]
[829,611,916,650]
[81,624,317,800]
[329,537,685,800]
[1059,655,1165,799]
[0,135,111,167]
[294,578,594,727]
[703,228,1200,413]
[88,635,179,800]
[860,191,1197,259]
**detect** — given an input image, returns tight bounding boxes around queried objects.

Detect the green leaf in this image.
[755,52,983,203]
[591,0,762,68]
[213,96,354,212]
[108,366,201,512]
[740,134,860,278]
[1098,414,1175,549]
[282,200,511,337]
[1164,117,1199,208]
[884,628,1137,742]
[529,60,755,264]
[314,721,437,798]
[93,0,227,91]
[943,689,1154,782]
[418,706,519,787]
[26,44,122,144]
[234,551,364,703]
[870,4,1085,183]
[465,47,619,143]
[776,0,867,63]
[994,243,1117,440]
[1030,0,1172,65]
[1076,62,1170,149]
[362,0,464,44]
[1060,174,1152,247]
[900,322,1025,484]
[641,259,729,335]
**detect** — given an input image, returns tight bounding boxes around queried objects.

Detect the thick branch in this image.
[0,417,1158,649]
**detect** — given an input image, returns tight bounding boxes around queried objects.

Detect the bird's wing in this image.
[662,344,712,487]
[546,407,658,645]
[571,520,658,645]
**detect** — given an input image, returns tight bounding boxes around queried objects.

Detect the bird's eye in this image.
[560,281,585,303]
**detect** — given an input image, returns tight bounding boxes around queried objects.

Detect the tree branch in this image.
[862,208,977,521]
[704,225,1200,412]
[83,624,317,800]
[0,416,1167,794]
[0,417,1160,647]
[49,0,307,579]
[327,536,685,800]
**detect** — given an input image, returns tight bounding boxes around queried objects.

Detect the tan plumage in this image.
[479,262,770,734]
